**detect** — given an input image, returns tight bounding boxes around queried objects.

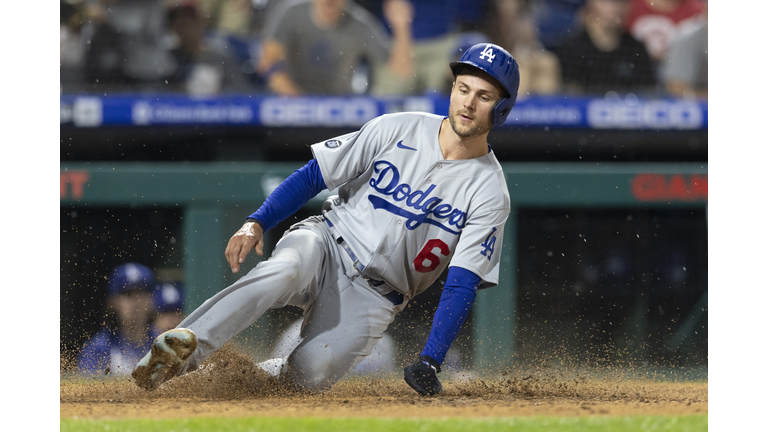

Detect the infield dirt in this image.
[60,344,707,420]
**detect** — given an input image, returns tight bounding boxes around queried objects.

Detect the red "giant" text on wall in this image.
[631,174,707,202]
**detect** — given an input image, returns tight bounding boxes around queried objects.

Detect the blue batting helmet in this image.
[450,43,520,126]
[107,263,155,297]
[153,282,184,313]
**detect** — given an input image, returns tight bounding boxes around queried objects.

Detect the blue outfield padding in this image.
[60,94,707,130]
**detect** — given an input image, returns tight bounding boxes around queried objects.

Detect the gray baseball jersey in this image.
[312,112,510,299]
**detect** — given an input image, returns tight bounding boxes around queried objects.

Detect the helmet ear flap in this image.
[492,97,513,126]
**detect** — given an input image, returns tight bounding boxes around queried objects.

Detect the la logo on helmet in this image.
[479,45,495,63]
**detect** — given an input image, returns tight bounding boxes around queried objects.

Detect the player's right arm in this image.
[225,220,265,273]
[228,113,399,272]
[226,159,327,273]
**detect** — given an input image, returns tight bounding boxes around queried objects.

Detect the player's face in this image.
[448,72,503,138]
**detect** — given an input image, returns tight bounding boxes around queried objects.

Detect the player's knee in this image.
[283,346,345,392]
[272,249,308,285]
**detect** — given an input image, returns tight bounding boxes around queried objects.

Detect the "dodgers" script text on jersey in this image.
[368,160,467,235]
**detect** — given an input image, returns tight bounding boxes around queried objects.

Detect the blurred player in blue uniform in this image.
[79,263,159,376]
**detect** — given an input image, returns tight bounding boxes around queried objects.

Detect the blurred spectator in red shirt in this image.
[554,0,655,96]
[624,0,705,63]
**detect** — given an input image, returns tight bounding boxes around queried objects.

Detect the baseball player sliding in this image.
[132,43,520,396]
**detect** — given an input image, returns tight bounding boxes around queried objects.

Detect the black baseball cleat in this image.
[132,328,197,390]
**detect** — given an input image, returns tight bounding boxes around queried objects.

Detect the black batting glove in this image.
[404,355,442,396]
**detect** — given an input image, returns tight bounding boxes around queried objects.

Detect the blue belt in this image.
[326,219,403,305]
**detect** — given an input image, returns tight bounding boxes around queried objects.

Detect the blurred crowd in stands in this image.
[60,0,707,99]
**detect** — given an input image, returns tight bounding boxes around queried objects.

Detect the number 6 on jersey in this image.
[414,239,450,273]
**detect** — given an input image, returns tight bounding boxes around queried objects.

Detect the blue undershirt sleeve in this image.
[247,159,327,232]
[420,266,481,365]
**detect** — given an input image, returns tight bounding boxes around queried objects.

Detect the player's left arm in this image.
[420,266,480,364]
[404,266,478,396]
[448,206,509,289]
[405,207,509,395]
[420,207,511,360]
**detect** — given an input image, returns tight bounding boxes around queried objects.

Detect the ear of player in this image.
[450,43,520,126]
[403,355,443,396]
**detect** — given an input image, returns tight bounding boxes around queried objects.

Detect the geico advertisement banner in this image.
[60,95,707,130]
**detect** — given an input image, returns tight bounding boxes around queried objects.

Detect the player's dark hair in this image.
[452,64,510,98]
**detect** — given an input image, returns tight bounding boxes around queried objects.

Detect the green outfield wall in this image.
[60,162,707,369]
